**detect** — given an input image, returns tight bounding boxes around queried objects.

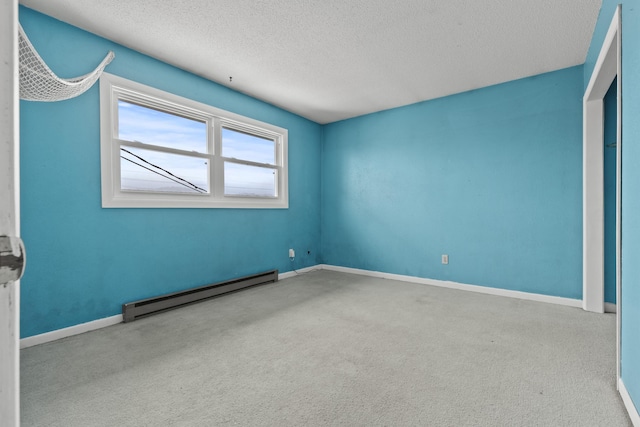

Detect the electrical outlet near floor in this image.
[441,254,449,265]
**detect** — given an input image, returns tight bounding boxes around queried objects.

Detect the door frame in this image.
[0,0,20,425]
[582,5,621,382]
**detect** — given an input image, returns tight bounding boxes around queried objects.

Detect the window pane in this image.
[118,100,207,153]
[224,162,276,197]
[222,127,275,165]
[121,146,209,194]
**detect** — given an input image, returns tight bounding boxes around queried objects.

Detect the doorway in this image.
[582,5,621,382]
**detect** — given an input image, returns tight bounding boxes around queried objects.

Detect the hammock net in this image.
[19,23,114,102]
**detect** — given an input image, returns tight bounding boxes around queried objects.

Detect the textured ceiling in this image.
[20,0,601,124]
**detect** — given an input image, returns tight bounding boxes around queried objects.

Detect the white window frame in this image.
[99,73,288,208]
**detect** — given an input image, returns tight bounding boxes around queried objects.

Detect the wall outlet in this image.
[441,254,449,265]
[289,248,295,258]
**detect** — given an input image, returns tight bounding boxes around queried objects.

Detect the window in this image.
[99,73,288,208]
[222,127,277,197]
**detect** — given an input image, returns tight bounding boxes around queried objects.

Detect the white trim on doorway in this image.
[582,4,621,381]
[619,379,640,426]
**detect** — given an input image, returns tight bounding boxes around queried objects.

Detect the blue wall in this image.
[19,8,322,337]
[321,67,584,299]
[585,0,640,414]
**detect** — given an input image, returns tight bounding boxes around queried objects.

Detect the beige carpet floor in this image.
[21,270,631,426]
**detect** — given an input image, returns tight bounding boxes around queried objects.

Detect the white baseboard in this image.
[21,269,319,347]
[20,314,123,349]
[320,264,583,308]
[20,264,591,348]
[21,268,320,348]
[605,302,617,313]
[279,265,324,280]
[620,379,640,426]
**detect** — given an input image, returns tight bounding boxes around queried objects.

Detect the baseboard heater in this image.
[122,269,278,322]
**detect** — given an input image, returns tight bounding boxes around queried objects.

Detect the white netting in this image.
[19,24,114,102]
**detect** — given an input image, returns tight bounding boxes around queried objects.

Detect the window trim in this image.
[99,73,288,208]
